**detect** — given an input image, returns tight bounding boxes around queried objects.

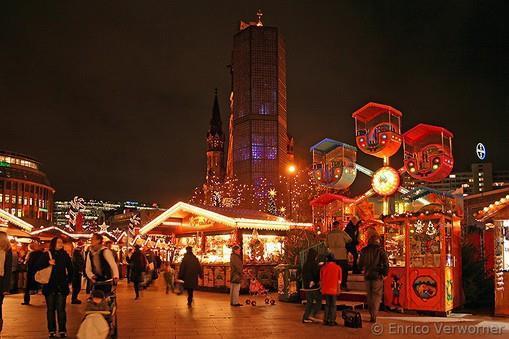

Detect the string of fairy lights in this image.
[189,169,323,222]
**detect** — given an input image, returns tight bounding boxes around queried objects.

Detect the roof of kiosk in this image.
[139,202,313,234]
[474,192,509,222]
[404,123,454,144]
[310,193,356,207]
[352,102,403,122]
[0,208,35,232]
[309,138,357,153]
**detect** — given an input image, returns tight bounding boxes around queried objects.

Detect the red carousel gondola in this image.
[352,102,403,158]
[403,124,454,182]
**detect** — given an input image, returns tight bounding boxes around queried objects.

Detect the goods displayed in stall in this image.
[137,202,313,292]
[382,212,462,314]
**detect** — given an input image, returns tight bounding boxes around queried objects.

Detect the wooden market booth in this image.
[0,208,35,243]
[474,193,509,317]
[382,210,462,315]
[139,202,312,291]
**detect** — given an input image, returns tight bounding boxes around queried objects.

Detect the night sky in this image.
[2,1,508,207]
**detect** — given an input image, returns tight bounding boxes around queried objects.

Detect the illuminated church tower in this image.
[206,89,225,182]
[230,11,291,186]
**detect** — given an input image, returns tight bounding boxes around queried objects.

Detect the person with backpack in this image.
[85,233,119,294]
[359,233,389,323]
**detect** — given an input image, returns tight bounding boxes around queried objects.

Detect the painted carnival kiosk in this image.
[382,210,462,315]
[474,193,509,316]
[307,102,462,313]
[139,202,312,292]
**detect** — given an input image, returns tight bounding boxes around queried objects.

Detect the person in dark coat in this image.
[35,236,74,338]
[22,241,43,305]
[129,245,147,300]
[359,234,389,323]
[70,245,85,304]
[344,216,361,274]
[301,248,322,323]
[178,246,202,307]
[229,245,243,306]
[126,248,133,284]
[0,230,13,333]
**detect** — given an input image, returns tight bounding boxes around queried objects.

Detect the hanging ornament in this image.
[426,221,437,236]
[414,220,424,234]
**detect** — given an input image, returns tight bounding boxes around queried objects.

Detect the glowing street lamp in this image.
[287,164,296,174]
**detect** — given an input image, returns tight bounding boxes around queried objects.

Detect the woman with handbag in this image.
[35,236,73,338]
[0,230,13,333]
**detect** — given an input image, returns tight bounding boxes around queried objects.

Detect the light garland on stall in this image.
[0,208,34,232]
[139,202,313,235]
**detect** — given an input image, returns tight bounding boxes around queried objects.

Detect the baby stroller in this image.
[77,280,118,339]
[244,274,276,307]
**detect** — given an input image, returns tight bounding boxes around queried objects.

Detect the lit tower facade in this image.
[230,12,291,186]
[206,90,225,182]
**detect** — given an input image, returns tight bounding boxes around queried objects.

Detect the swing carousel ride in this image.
[310,102,462,314]
[311,102,454,223]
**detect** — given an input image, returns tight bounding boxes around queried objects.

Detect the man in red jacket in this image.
[320,254,342,326]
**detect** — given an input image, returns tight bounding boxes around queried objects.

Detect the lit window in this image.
[5,195,9,203]
[11,208,15,214]
[30,198,33,205]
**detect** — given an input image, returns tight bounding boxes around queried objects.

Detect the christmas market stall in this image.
[382,210,462,315]
[139,202,312,292]
[0,208,35,243]
[474,193,509,317]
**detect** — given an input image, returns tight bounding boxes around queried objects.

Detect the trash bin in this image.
[275,264,299,302]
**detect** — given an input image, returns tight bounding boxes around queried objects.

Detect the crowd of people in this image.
[301,217,389,325]
[0,217,387,336]
[0,230,168,337]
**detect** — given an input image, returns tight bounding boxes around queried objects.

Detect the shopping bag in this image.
[342,310,362,328]
[35,251,53,284]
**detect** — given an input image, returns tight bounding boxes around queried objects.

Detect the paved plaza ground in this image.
[2,278,509,338]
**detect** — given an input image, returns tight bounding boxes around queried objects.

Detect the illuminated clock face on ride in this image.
[371,166,400,196]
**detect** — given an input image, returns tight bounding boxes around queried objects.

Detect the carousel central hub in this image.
[371,166,400,196]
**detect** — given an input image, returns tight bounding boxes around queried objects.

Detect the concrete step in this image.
[338,290,367,303]
[347,273,365,282]
[346,281,366,291]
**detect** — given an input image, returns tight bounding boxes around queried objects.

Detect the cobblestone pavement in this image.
[2,279,509,338]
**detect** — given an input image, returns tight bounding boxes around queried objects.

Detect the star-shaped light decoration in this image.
[280,207,286,213]
[269,188,277,197]
[99,222,109,233]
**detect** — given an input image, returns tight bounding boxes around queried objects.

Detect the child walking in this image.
[163,263,175,294]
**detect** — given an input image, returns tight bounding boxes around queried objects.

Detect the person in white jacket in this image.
[85,233,119,294]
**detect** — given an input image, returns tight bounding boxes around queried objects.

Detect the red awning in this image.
[352,102,403,122]
[404,123,454,144]
[310,193,356,207]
